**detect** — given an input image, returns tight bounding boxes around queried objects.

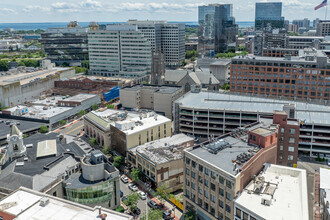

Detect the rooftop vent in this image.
[40,197,50,207]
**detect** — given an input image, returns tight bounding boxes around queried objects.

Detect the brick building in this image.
[230,48,330,102]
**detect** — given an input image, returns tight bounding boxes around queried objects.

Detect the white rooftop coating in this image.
[0,187,132,220]
[61,94,97,102]
[234,164,309,220]
[129,134,194,164]
[175,91,330,125]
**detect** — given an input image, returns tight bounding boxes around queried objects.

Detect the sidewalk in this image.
[123,174,182,220]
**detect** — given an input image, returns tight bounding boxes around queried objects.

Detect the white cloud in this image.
[0,8,16,13]
[23,6,50,12]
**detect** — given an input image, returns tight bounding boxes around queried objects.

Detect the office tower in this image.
[40,21,89,64]
[316,20,330,36]
[255,2,284,30]
[293,18,311,29]
[88,24,152,78]
[198,4,237,56]
[126,20,185,68]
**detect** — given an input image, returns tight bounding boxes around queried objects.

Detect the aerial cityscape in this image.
[0,1,330,220]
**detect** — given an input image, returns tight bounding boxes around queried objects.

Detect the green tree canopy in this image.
[78,110,86,117]
[141,208,163,220]
[126,192,140,210]
[113,155,125,168]
[89,137,98,146]
[40,125,48,133]
[102,146,110,155]
[131,168,140,182]
[0,60,9,71]
[184,209,196,220]
[91,103,98,110]
[59,120,67,126]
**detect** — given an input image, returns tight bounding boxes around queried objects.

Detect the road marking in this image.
[65,124,84,135]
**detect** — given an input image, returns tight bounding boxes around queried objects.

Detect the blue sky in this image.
[1,0,326,23]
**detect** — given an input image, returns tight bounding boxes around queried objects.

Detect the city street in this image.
[53,119,84,136]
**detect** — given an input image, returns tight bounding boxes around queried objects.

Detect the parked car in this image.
[138,191,147,200]
[128,183,138,191]
[131,207,141,216]
[147,200,159,209]
[120,190,123,197]
[121,175,129,183]
[163,210,172,220]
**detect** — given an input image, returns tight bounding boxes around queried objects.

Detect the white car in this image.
[138,191,147,200]
[129,183,138,191]
[121,175,129,183]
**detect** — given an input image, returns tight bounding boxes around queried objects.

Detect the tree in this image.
[78,110,86,117]
[115,205,125,213]
[89,138,98,146]
[23,134,28,139]
[62,62,70,67]
[0,60,9,71]
[113,155,124,168]
[40,125,48,133]
[190,57,196,62]
[91,103,98,110]
[141,208,163,220]
[131,168,140,182]
[102,146,110,155]
[0,102,2,111]
[180,59,187,67]
[184,209,196,220]
[238,46,245,51]
[59,120,67,126]
[125,192,140,211]
[106,104,115,109]
[81,60,89,69]
[221,82,230,91]
[156,184,170,204]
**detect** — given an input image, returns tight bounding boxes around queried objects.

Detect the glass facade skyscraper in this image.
[255,2,284,30]
[198,4,237,56]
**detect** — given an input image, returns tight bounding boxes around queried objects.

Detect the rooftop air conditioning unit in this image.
[40,197,50,207]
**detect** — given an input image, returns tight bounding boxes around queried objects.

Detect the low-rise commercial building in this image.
[0,187,132,220]
[64,150,120,209]
[183,122,278,220]
[120,85,183,119]
[230,48,330,102]
[209,60,231,85]
[127,134,194,192]
[234,164,308,220]
[2,94,100,129]
[317,20,330,37]
[173,91,330,157]
[320,168,330,220]
[84,109,172,155]
[0,65,75,107]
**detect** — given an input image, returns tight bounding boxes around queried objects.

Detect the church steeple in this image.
[10,125,20,136]
[6,125,26,160]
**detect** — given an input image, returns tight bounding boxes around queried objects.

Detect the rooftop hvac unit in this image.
[39,197,50,207]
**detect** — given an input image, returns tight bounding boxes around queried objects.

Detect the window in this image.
[204,190,209,199]
[199,186,203,195]
[191,171,196,179]
[199,165,203,172]
[219,200,224,208]
[192,161,196,168]
[225,204,231,213]
[288,146,295,152]
[290,128,296,134]
[186,168,190,176]
[186,179,190,186]
[226,192,231,201]
[211,171,216,179]
[186,189,190,198]
[199,175,203,183]
[243,212,249,220]
[219,188,224,196]
[186,157,191,165]
[281,128,284,133]
[205,179,209,187]
[289,138,295,143]
[250,217,256,220]
[226,180,232,189]
[219,176,225,184]
[236,208,242,218]
[205,168,210,176]
[211,194,215,203]
[191,182,196,190]
[211,183,216,191]
[280,145,283,151]
[288,155,294,160]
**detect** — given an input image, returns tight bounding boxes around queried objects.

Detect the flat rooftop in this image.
[0,119,46,141]
[0,67,72,86]
[122,85,181,94]
[60,93,97,102]
[129,134,194,165]
[0,187,132,220]
[175,91,330,125]
[235,164,308,220]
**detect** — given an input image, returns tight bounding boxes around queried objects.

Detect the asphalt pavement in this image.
[54,119,84,136]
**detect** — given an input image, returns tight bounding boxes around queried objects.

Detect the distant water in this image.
[0,21,254,31]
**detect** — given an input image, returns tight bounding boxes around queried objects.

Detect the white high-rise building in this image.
[127,20,185,68]
[88,24,152,78]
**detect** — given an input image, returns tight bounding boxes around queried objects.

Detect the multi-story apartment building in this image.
[262,48,299,57]
[127,134,194,192]
[173,91,330,158]
[293,18,310,30]
[234,164,308,220]
[127,20,185,68]
[119,85,183,119]
[198,4,237,56]
[84,109,172,154]
[183,122,278,220]
[317,20,330,36]
[88,24,152,78]
[230,48,330,101]
[40,21,90,64]
[287,36,324,49]
[255,2,284,31]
